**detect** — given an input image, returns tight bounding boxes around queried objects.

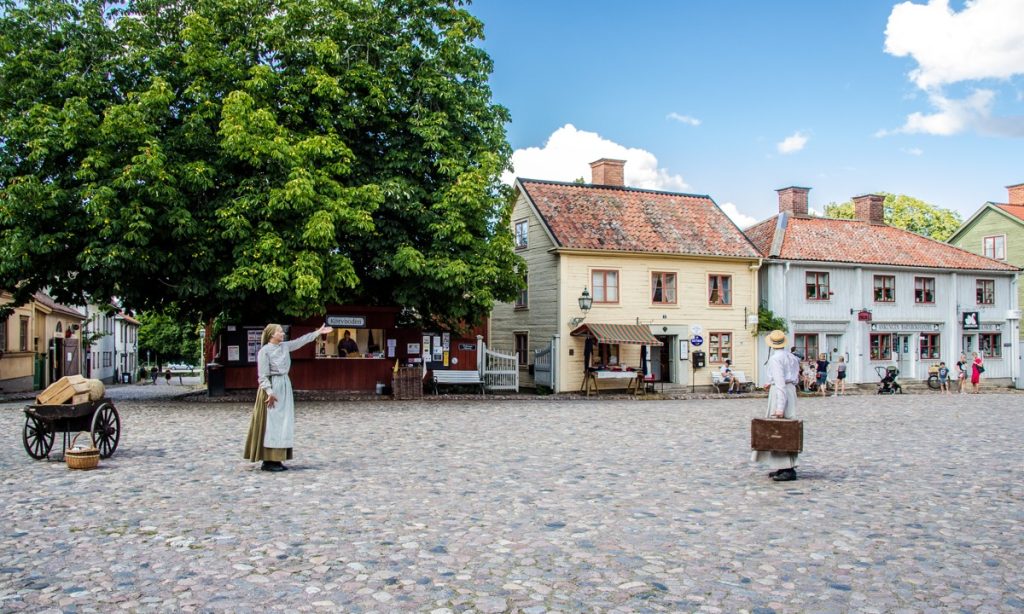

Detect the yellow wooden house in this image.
[490,159,762,393]
[0,291,86,393]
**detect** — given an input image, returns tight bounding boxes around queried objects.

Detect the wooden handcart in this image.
[22,399,121,460]
[21,375,121,460]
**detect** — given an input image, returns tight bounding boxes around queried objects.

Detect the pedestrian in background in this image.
[244,323,332,472]
[937,361,950,395]
[971,351,984,393]
[956,353,968,394]
[752,330,801,482]
[816,353,829,397]
[834,356,846,396]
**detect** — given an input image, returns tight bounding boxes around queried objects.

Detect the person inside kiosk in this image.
[337,330,359,357]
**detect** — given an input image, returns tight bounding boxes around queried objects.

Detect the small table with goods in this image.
[581,368,645,396]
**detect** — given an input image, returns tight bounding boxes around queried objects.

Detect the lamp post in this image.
[569,287,593,328]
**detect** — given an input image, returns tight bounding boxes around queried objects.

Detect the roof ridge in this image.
[517,177,712,200]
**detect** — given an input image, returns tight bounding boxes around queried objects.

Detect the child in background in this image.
[937,361,950,395]
[834,356,846,396]
[816,353,830,397]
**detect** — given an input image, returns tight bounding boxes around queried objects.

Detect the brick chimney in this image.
[1007,183,1024,206]
[590,158,625,187]
[853,194,886,225]
[776,186,810,217]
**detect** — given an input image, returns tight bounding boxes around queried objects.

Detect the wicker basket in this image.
[65,432,100,470]
[392,366,424,400]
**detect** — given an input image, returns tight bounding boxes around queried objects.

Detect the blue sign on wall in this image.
[690,335,704,346]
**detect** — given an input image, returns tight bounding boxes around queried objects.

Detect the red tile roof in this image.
[518,180,760,259]
[996,204,1024,222]
[747,214,1018,271]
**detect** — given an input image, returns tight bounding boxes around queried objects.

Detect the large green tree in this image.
[0,0,521,326]
[824,193,963,241]
[137,309,201,366]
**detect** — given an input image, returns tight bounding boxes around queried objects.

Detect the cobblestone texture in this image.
[1,392,1021,612]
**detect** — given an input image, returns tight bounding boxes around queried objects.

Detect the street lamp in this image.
[569,287,593,328]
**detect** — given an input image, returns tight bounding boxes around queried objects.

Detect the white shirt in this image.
[767,348,800,388]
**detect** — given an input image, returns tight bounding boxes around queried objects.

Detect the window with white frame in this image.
[982,235,1005,260]
[514,219,528,250]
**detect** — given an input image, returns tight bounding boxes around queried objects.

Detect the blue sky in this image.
[468,0,1024,227]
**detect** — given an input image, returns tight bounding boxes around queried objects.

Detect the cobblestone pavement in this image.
[1,392,1022,613]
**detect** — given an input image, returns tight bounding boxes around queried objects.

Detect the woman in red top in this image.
[970,351,984,393]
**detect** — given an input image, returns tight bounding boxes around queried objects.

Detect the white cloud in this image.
[776,131,808,154]
[718,202,758,229]
[876,89,996,136]
[881,0,1024,138]
[666,112,701,126]
[885,0,1024,90]
[504,124,689,191]
[902,147,924,155]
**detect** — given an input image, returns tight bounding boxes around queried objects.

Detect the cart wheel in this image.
[90,402,120,458]
[23,416,54,460]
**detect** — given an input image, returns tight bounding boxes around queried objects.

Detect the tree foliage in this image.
[137,309,200,366]
[0,0,521,326]
[823,193,963,241]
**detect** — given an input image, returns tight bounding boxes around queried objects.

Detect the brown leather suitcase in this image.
[751,418,803,452]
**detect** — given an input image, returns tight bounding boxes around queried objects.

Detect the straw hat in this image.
[766,329,787,349]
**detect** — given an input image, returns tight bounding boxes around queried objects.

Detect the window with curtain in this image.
[708,275,732,305]
[651,272,676,304]
[805,272,829,300]
[914,277,935,304]
[873,275,895,302]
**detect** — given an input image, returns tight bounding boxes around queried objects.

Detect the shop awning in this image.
[570,323,663,346]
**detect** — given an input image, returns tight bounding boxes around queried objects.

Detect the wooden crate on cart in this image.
[36,375,92,406]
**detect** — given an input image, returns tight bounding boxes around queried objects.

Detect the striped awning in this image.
[570,323,663,346]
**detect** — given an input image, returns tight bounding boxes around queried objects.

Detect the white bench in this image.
[432,369,484,395]
[711,370,753,393]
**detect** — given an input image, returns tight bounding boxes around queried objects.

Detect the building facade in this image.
[490,159,762,393]
[947,183,1024,338]
[748,188,1020,386]
[0,292,86,392]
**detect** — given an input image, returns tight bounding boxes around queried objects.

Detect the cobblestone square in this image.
[1,392,1022,612]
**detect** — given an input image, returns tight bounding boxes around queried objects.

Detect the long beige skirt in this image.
[243,388,293,462]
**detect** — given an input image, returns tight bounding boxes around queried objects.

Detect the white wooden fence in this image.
[477,336,519,392]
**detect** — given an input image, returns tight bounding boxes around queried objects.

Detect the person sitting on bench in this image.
[720,359,738,393]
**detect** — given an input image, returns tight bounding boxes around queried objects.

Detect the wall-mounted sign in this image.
[326,315,366,328]
[458,343,476,351]
[690,335,704,347]
[961,311,979,330]
[870,322,941,332]
[857,310,872,322]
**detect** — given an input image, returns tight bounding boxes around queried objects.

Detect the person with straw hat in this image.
[245,322,332,472]
[752,329,801,481]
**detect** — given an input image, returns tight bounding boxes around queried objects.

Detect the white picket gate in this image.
[533,339,554,389]
[477,336,519,392]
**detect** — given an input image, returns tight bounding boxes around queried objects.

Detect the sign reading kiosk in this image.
[326,315,367,328]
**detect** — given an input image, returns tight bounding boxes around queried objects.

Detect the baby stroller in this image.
[875,365,902,394]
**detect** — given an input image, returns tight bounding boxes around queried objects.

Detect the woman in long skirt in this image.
[244,323,332,471]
